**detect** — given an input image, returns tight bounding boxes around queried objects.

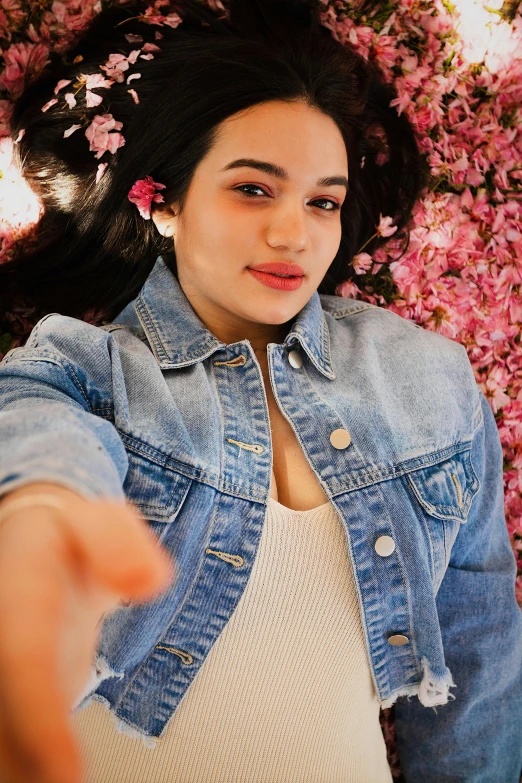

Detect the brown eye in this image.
[234,185,341,211]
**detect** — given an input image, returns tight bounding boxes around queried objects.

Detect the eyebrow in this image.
[220,158,349,190]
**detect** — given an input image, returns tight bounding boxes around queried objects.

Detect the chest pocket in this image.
[122,449,193,540]
[406,448,481,584]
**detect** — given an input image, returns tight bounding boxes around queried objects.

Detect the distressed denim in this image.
[0,254,521,782]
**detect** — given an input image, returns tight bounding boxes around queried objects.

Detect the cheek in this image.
[320,230,342,268]
[197,202,252,250]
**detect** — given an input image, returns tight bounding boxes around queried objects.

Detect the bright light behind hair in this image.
[0,136,43,243]
[451,0,522,72]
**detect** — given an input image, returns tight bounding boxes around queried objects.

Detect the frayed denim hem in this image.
[70,654,159,750]
[380,656,457,712]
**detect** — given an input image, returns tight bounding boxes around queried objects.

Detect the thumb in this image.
[60,498,177,601]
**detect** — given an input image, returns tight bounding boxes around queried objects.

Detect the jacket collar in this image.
[132,255,336,379]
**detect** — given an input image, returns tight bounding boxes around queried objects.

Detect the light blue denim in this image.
[0,255,521,782]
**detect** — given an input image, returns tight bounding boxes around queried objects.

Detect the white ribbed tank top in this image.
[71,496,393,782]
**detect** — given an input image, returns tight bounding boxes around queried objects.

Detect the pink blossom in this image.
[0,0,25,41]
[376,214,398,237]
[85,90,103,108]
[352,252,373,275]
[127,175,166,220]
[84,73,113,90]
[100,53,130,82]
[85,113,125,160]
[0,41,50,97]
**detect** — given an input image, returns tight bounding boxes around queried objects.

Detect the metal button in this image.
[387,634,410,646]
[330,428,351,449]
[375,535,396,556]
[288,349,303,369]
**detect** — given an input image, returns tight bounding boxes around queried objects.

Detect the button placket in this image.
[287,344,408,651]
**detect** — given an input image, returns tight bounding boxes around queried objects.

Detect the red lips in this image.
[248,262,305,277]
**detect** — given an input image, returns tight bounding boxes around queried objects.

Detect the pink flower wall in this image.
[321,0,522,608]
[0,1,521,779]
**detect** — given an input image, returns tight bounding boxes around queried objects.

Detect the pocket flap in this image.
[407,448,480,523]
[124,450,192,524]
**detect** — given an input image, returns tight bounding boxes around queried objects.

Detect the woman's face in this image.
[152,99,349,346]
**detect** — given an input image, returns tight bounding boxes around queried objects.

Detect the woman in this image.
[0,0,520,781]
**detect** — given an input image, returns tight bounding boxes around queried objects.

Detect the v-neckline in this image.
[267,495,331,514]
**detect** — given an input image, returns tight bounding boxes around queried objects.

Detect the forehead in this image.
[205,100,349,178]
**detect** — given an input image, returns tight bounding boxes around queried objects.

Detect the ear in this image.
[151,204,177,238]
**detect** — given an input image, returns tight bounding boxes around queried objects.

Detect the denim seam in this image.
[1,352,93,413]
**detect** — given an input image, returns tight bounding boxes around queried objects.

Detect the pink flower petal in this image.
[63,123,82,138]
[41,98,58,112]
[54,79,72,95]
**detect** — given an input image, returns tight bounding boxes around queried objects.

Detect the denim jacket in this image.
[0,254,521,782]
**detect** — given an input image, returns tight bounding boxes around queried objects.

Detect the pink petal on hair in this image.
[95,162,108,184]
[64,92,76,108]
[54,79,72,94]
[105,131,125,155]
[139,53,155,60]
[85,113,125,159]
[86,90,104,107]
[163,12,183,28]
[105,53,128,66]
[127,73,141,84]
[142,42,161,52]
[127,49,141,64]
[124,34,144,43]
[14,128,25,143]
[41,98,58,112]
[127,89,140,104]
[85,72,114,90]
[63,124,82,138]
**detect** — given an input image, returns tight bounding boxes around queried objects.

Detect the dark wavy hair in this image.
[0,0,430,338]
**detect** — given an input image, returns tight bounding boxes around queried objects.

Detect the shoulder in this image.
[21,312,147,358]
[319,293,467,361]
[319,293,480,421]
[24,312,111,351]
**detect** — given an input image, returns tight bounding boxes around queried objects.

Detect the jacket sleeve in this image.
[394,386,522,783]
[0,313,129,503]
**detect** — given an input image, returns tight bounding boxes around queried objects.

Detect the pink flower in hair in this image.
[376,214,398,238]
[128,175,166,219]
[85,113,125,159]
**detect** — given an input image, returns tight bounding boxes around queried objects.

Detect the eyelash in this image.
[234,184,341,212]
